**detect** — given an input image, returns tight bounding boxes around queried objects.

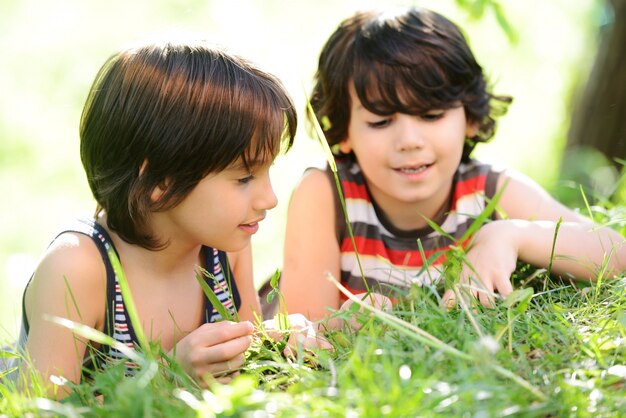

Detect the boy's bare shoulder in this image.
[37,232,106,281]
[26,232,107,326]
[295,167,333,192]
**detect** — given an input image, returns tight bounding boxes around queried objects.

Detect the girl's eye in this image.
[421,111,445,122]
[238,174,254,184]
[367,119,392,128]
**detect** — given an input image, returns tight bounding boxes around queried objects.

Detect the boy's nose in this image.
[256,177,278,211]
[395,115,425,151]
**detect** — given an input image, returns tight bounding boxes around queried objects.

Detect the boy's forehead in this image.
[228,155,274,171]
[349,80,413,110]
[350,77,455,114]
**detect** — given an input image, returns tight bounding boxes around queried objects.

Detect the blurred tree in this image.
[566,0,625,171]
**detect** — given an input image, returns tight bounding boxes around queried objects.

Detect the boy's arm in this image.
[281,168,342,321]
[20,233,106,398]
[496,168,625,277]
[444,169,626,306]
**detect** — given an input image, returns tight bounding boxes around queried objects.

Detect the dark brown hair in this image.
[80,40,297,249]
[309,8,511,160]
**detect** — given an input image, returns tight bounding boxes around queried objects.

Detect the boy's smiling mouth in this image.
[394,163,433,175]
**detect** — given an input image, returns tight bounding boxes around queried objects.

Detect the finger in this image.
[478,288,494,307]
[468,272,492,307]
[192,334,252,367]
[316,336,334,351]
[457,267,476,301]
[299,331,334,351]
[443,284,470,308]
[495,275,514,298]
[449,278,476,311]
[193,352,247,381]
[290,328,334,352]
[207,353,247,376]
[370,293,393,310]
[203,321,255,347]
[214,371,240,385]
[442,289,457,310]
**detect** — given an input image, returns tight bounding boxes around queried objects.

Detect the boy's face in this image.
[340,84,476,227]
[153,157,278,252]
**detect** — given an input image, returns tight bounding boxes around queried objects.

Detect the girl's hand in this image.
[173,321,254,385]
[262,313,333,357]
[442,221,518,308]
[338,292,393,330]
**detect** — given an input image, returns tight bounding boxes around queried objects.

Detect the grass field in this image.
[2,269,625,416]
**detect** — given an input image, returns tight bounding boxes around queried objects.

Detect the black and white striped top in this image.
[19,218,240,376]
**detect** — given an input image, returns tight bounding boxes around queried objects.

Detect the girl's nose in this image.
[395,115,425,151]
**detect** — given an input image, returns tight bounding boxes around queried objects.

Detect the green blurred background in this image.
[0,0,603,341]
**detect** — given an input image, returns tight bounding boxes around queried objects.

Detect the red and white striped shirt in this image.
[330,155,502,299]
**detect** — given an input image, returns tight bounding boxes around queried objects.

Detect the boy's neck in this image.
[98,213,203,279]
[367,181,453,232]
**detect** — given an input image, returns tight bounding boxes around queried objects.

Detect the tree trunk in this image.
[567,0,626,168]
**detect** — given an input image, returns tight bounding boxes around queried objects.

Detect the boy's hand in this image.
[262,313,333,356]
[173,320,254,385]
[443,221,518,308]
[338,292,392,330]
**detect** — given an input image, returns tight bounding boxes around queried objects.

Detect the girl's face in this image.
[340,85,476,227]
[155,157,278,252]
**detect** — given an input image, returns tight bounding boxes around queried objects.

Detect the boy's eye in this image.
[421,111,445,122]
[238,174,254,184]
[367,118,392,128]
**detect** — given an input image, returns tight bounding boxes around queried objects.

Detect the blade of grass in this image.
[459,178,509,243]
[196,268,233,322]
[546,218,562,278]
[62,276,83,323]
[304,87,370,296]
[219,256,240,322]
[45,315,142,364]
[580,184,595,221]
[304,88,336,173]
[105,246,150,356]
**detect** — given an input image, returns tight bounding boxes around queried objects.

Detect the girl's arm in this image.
[280,168,342,321]
[445,169,626,306]
[20,233,106,398]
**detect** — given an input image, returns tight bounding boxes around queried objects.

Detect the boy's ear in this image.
[465,122,479,138]
[150,183,167,203]
[338,137,353,154]
[140,159,168,203]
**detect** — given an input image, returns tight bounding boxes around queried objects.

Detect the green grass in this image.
[2,271,625,417]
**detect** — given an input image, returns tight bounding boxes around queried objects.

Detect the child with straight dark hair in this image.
[9,38,328,397]
[280,7,626,324]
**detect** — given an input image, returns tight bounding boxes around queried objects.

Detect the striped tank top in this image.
[19,218,240,376]
[330,155,501,299]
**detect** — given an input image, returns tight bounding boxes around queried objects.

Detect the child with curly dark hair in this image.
[280,8,626,324]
